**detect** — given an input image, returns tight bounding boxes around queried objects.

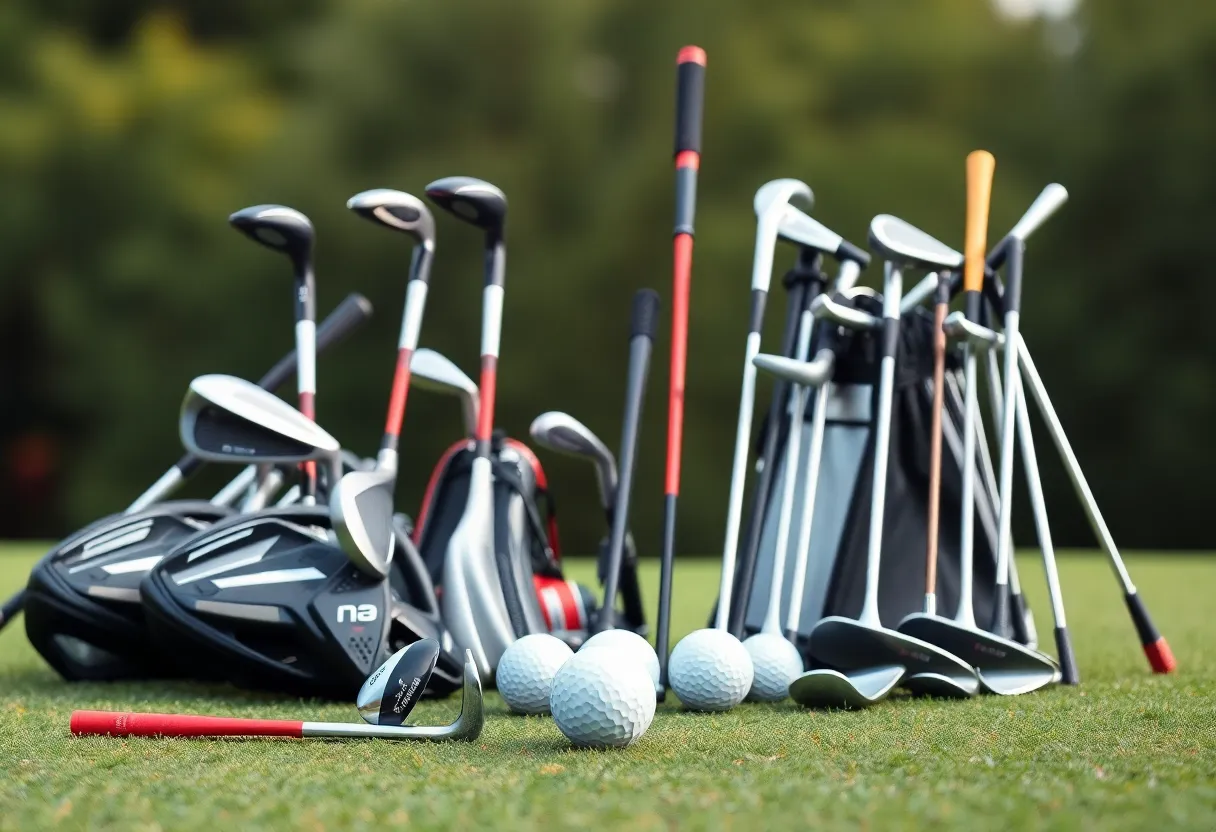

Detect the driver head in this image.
[228,204,314,275]
[753,178,813,220]
[424,177,507,238]
[346,189,436,250]
[357,638,442,725]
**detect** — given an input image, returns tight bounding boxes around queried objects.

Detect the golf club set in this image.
[660,151,1177,712]
[1,46,714,748]
[3,44,1179,749]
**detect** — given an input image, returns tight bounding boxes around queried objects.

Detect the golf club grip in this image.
[674,47,707,156]
[71,710,303,738]
[171,293,373,480]
[0,589,25,628]
[631,288,661,341]
[964,151,996,294]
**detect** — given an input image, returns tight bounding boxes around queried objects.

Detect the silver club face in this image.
[868,215,964,271]
[329,468,396,578]
[753,178,813,219]
[180,374,340,464]
[529,411,618,500]
[346,189,436,246]
[777,205,844,253]
[410,348,479,436]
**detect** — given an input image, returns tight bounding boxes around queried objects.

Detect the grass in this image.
[1,546,1213,831]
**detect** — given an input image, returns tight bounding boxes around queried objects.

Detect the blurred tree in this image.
[0,0,1213,554]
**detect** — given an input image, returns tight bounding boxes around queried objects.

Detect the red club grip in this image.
[71,710,304,738]
[674,46,706,157]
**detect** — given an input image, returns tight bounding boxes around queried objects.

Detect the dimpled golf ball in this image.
[549,648,656,748]
[496,634,573,715]
[668,628,754,711]
[743,632,804,702]
[578,629,660,694]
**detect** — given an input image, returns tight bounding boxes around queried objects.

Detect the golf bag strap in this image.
[502,438,561,559]
[412,440,470,546]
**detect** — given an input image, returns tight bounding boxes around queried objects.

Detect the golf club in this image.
[229,204,320,503]
[897,154,1057,695]
[412,348,480,438]
[656,46,705,701]
[593,289,659,633]
[425,175,517,677]
[329,189,438,579]
[70,647,484,743]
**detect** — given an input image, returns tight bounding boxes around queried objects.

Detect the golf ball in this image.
[496,634,573,715]
[578,629,660,694]
[668,628,754,711]
[743,632,803,702]
[549,648,656,748]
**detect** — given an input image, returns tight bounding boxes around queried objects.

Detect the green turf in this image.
[1,547,1213,831]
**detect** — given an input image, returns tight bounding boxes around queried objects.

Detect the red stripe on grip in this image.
[476,355,498,443]
[666,233,693,495]
[383,347,413,438]
[71,710,304,738]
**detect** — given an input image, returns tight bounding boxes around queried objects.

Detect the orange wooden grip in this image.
[964,150,996,293]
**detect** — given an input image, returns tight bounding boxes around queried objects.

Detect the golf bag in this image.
[140,505,463,699]
[732,294,1016,646]
[414,430,597,643]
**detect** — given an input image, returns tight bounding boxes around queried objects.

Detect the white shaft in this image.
[955,346,979,629]
[994,310,1021,594]
[784,375,831,635]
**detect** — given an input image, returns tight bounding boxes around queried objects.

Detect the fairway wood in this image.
[357,638,441,725]
[411,348,479,437]
[788,665,905,709]
[868,215,965,272]
[329,468,396,578]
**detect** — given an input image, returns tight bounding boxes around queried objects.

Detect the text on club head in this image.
[337,604,378,623]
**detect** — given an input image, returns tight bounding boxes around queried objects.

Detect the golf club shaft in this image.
[597,291,659,631]
[657,46,705,698]
[991,240,1024,638]
[923,275,951,615]
[727,258,819,635]
[70,711,462,741]
[379,245,434,470]
[125,293,372,514]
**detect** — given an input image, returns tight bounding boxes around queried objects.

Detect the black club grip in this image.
[674,46,707,156]
[630,289,662,341]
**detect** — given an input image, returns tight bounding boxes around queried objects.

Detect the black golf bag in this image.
[414,430,597,644]
[732,293,1026,649]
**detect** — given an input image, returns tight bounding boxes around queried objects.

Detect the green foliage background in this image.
[1,0,1213,551]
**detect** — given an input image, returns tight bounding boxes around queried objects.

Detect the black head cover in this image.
[424,177,507,235]
[23,501,233,681]
[229,204,314,275]
[140,506,462,699]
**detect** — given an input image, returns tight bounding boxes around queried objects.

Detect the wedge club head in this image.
[357,638,441,726]
[788,665,906,710]
[411,348,479,437]
[529,411,618,508]
[330,467,396,578]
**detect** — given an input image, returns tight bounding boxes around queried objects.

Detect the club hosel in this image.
[672,164,699,238]
[963,288,983,324]
[483,238,506,288]
[835,259,862,294]
[294,264,317,323]
[376,445,399,475]
[746,288,767,337]
[835,239,871,270]
[1003,238,1026,317]
[934,272,952,306]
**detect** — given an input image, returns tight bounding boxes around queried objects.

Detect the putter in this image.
[70,647,484,743]
[655,46,706,701]
[229,205,321,503]
[329,189,438,579]
[800,215,978,697]
[594,289,659,633]
[425,176,517,677]
[411,348,480,438]
[896,153,1057,695]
